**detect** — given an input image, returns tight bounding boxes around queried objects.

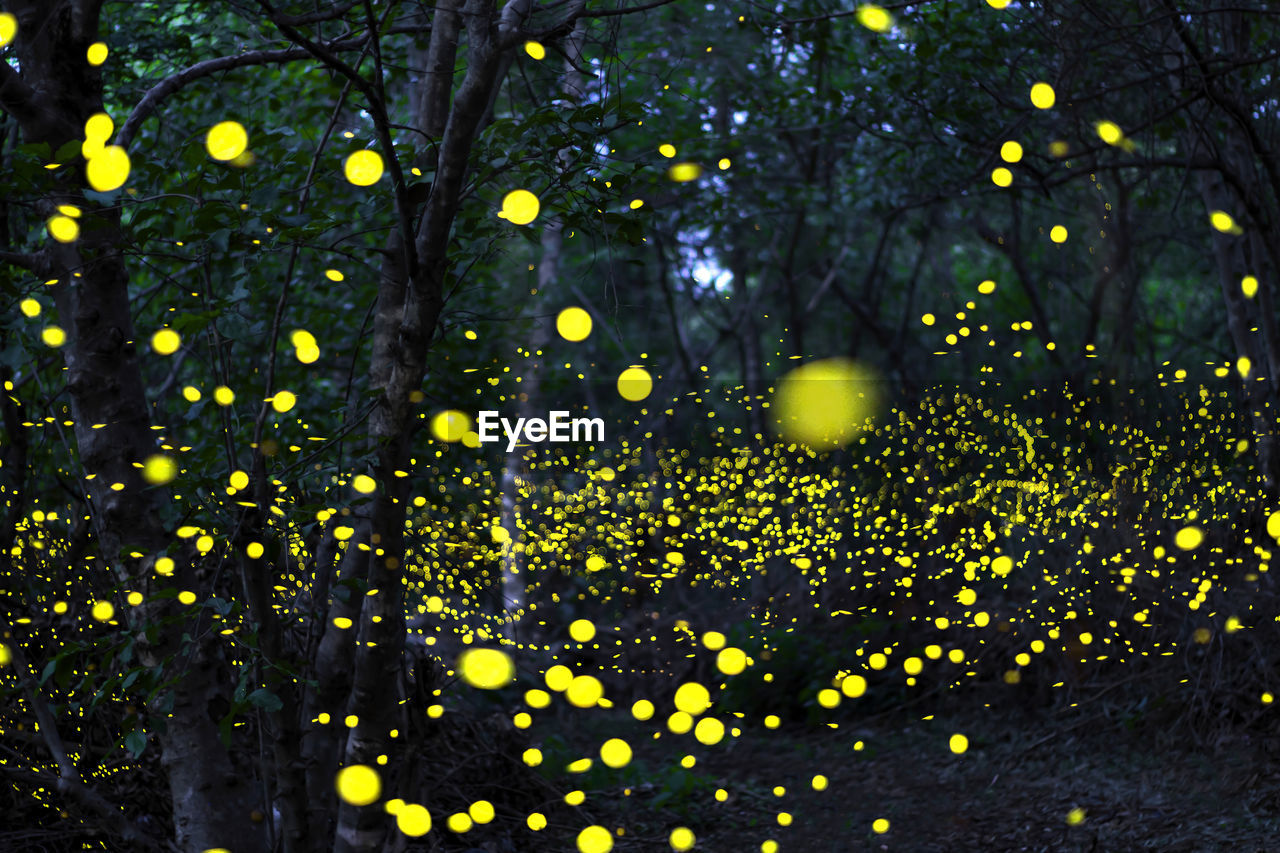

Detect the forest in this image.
[4,0,1280,851]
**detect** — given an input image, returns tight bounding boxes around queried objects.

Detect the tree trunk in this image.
[5,3,265,850]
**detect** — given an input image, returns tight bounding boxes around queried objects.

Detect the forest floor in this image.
[525,692,1280,853]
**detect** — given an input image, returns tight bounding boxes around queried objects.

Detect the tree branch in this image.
[0,58,49,136]
[0,249,44,273]
[581,0,678,18]
[117,40,365,151]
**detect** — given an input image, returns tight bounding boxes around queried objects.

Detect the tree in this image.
[0,1,671,850]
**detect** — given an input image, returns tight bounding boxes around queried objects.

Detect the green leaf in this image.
[125,730,147,758]
[248,687,283,713]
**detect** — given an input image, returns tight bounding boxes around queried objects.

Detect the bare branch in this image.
[0,249,44,273]
[0,58,50,137]
[117,40,366,151]
[580,0,678,18]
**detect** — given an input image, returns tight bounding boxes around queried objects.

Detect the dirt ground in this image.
[525,695,1280,853]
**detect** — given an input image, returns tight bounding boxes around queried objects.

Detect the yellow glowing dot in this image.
[1066,807,1086,825]
[460,648,514,690]
[702,631,725,650]
[351,474,376,494]
[674,682,711,715]
[335,765,380,806]
[658,144,677,158]
[718,157,731,169]
[629,198,644,209]
[214,386,235,406]
[817,688,841,708]
[0,13,15,47]
[577,825,613,853]
[396,803,431,836]
[992,555,1013,576]
[447,813,472,833]
[1030,82,1056,109]
[569,619,596,642]
[1175,526,1203,551]
[694,716,725,745]
[991,167,1013,187]
[344,150,384,186]
[632,699,655,721]
[716,647,747,675]
[42,326,67,348]
[91,600,115,622]
[229,470,249,490]
[772,358,880,450]
[600,738,632,768]
[152,328,181,355]
[949,733,969,754]
[48,216,79,243]
[154,557,175,576]
[178,590,197,605]
[86,41,109,65]
[1243,276,1259,298]
[667,710,693,733]
[617,366,653,401]
[469,800,494,824]
[957,588,977,606]
[525,40,546,60]
[1210,210,1236,232]
[1050,225,1068,243]
[500,189,540,225]
[922,313,936,325]
[528,812,547,830]
[271,390,297,413]
[856,4,893,31]
[668,162,702,182]
[669,827,695,851]
[0,643,10,666]
[206,121,248,161]
[522,748,542,766]
[1095,120,1124,145]
[1239,356,1252,378]
[872,818,890,834]
[841,674,867,698]
[86,145,130,192]
[246,542,264,559]
[143,454,177,485]
[430,410,469,442]
[324,269,344,282]
[567,674,604,707]
[1000,140,1023,162]
[987,0,1011,6]
[1264,692,1274,705]
[546,664,573,692]
[557,307,593,342]
[1266,511,1280,541]
[20,298,40,318]
[84,112,114,143]
[525,689,551,709]
[762,842,778,853]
